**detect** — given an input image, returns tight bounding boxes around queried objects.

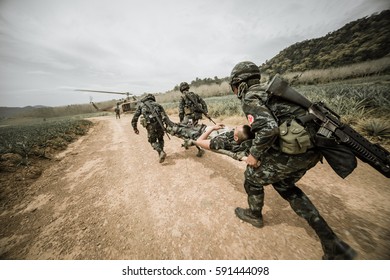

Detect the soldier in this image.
[115,105,121,119]
[178,82,208,125]
[165,121,207,157]
[168,121,254,161]
[228,61,357,260]
[191,123,254,160]
[131,94,169,163]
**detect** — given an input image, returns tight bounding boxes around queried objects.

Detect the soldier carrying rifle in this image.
[178,82,214,125]
[131,94,171,163]
[229,61,362,260]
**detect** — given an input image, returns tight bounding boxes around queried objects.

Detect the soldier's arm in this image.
[159,105,174,127]
[242,95,279,160]
[193,124,225,150]
[178,97,185,122]
[213,149,247,161]
[131,105,142,133]
[198,95,208,113]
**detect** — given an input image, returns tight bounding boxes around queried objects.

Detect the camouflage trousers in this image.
[166,123,206,140]
[244,148,321,200]
[243,149,338,246]
[146,123,164,153]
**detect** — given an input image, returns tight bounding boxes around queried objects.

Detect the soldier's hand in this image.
[212,123,225,130]
[246,154,260,168]
[134,128,139,134]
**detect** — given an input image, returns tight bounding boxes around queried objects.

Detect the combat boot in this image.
[196,146,205,157]
[234,208,264,228]
[159,151,166,163]
[307,215,357,260]
[235,192,264,228]
[321,237,357,260]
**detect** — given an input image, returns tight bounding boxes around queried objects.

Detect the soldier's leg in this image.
[147,126,163,160]
[195,145,205,157]
[235,179,264,228]
[157,131,166,163]
[273,179,356,260]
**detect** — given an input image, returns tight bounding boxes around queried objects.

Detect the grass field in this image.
[0,117,93,167]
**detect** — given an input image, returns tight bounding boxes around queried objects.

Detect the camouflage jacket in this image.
[179,91,208,116]
[240,84,310,160]
[131,101,169,130]
[209,130,252,161]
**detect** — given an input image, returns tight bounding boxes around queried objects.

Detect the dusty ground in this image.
[0,115,389,260]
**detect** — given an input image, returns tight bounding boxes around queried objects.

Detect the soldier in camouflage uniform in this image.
[165,121,252,158]
[178,82,208,125]
[115,104,121,119]
[131,94,169,163]
[229,61,356,260]
[166,122,207,143]
[191,123,254,161]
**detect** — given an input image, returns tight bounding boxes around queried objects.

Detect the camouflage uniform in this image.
[166,122,207,141]
[131,94,169,162]
[165,121,207,157]
[241,83,322,186]
[178,82,208,125]
[209,130,252,160]
[229,61,356,260]
[115,107,120,119]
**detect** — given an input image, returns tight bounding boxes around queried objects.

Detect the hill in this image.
[261,10,390,76]
[0,106,47,119]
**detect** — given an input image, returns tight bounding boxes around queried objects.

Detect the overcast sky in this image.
[0,0,388,107]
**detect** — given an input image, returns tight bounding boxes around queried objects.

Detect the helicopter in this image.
[74,89,138,113]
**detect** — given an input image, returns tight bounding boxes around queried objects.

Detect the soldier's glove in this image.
[134,128,139,134]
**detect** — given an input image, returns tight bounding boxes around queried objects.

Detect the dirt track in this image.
[0,115,389,260]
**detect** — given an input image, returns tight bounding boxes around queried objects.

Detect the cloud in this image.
[0,0,388,107]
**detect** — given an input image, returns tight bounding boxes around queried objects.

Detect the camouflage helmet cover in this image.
[141,93,156,102]
[230,61,261,86]
[179,82,190,92]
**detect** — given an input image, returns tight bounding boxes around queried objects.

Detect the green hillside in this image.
[261,10,390,76]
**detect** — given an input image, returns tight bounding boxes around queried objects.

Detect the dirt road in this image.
[1,115,389,260]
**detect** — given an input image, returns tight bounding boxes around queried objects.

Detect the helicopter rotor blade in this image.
[74,89,133,96]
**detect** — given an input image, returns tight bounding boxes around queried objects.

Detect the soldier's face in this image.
[231,85,238,95]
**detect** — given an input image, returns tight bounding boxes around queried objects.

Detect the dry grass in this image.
[156,82,231,104]
[281,57,390,84]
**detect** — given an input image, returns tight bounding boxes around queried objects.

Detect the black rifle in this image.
[143,101,171,140]
[266,75,390,178]
[183,91,216,124]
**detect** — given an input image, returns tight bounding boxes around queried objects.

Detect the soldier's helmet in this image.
[229,61,261,87]
[141,93,156,102]
[179,82,190,92]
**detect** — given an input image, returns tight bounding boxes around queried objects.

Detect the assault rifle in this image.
[183,91,216,124]
[266,75,390,178]
[143,101,171,140]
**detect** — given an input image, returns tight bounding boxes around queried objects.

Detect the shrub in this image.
[357,118,390,139]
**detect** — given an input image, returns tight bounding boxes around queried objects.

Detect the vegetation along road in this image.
[0,115,389,259]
